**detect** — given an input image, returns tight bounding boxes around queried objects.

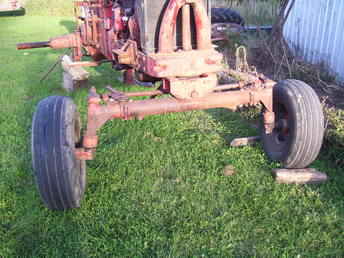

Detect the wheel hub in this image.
[275,118,289,143]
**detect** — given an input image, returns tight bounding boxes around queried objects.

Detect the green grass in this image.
[0,16,344,257]
[24,0,74,16]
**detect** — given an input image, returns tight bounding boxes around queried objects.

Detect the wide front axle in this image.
[76,78,276,160]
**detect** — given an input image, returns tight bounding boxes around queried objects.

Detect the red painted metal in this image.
[123,69,135,85]
[182,4,192,51]
[159,0,212,53]
[17,0,277,161]
[18,34,80,50]
[68,61,100,67]
[9,0,17,9]
[75,79,275,160]
[17,41,51,50]
[137,50,222,78]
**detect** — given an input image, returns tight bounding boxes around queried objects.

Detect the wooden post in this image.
[230,136,260,147]
[272,168,328,184]
[61,55,89,92]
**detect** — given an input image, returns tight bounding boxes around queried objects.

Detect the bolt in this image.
[191,90,199,98]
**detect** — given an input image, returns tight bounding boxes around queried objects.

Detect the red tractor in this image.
[18,0,324,210]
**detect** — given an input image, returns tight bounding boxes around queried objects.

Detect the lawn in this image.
[0,16,343,257]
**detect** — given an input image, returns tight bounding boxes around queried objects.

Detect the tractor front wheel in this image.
[32,96,86,210]
[261,80,324,168]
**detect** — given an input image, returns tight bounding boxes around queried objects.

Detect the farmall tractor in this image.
[17,0,324,210]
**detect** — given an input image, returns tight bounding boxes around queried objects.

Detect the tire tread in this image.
[262,79,324,168]
[32,96,86,210]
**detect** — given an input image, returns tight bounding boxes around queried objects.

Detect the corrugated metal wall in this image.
[283,0,344,82]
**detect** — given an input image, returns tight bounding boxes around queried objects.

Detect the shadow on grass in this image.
[60,19,76,33]
[214,106,344,213]
[62,58,344,209]
[6,48,99,257]
[206,103,344,220]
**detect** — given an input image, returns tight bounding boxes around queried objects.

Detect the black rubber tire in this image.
[211,7,245,26]
[261,80,324,169]
[32,96,86,210]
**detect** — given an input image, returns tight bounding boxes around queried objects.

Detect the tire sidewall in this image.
[261,80,324,168]
[32,96,86,210]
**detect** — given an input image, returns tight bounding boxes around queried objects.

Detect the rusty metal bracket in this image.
[168,73,218,99]
[113,40,138,66]
[75,148,94,160]
[106,86,129,102]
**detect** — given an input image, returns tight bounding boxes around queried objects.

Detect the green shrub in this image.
[324,108,344,167]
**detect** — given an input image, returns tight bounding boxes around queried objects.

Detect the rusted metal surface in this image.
[18,33,80,50]
[105,86,165,99]
[167,74,218,99]
[159,0,212,53]
[68,61,100,67]
[263,110,275,134]
[77,77,275,160]
[9,0,18,10]
[123,69,135,85]
[125,90,164,98]
[75,148,94,160]
[17,0,221,79]
[50,34,81,49]
[17,41,51,50]
[16,0,278,162]
[0,0,19,11]
[182,4,192,51]
[113,41,138,66]
[138,50,223,78]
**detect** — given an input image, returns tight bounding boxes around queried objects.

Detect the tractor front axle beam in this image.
[75,80,275,160]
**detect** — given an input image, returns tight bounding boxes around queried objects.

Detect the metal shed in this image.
[283,0,344,82]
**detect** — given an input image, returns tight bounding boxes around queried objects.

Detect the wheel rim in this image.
[73,114,86,202]
[273,103,289,144]
[264,103,291,156]
[262,80,324,168]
